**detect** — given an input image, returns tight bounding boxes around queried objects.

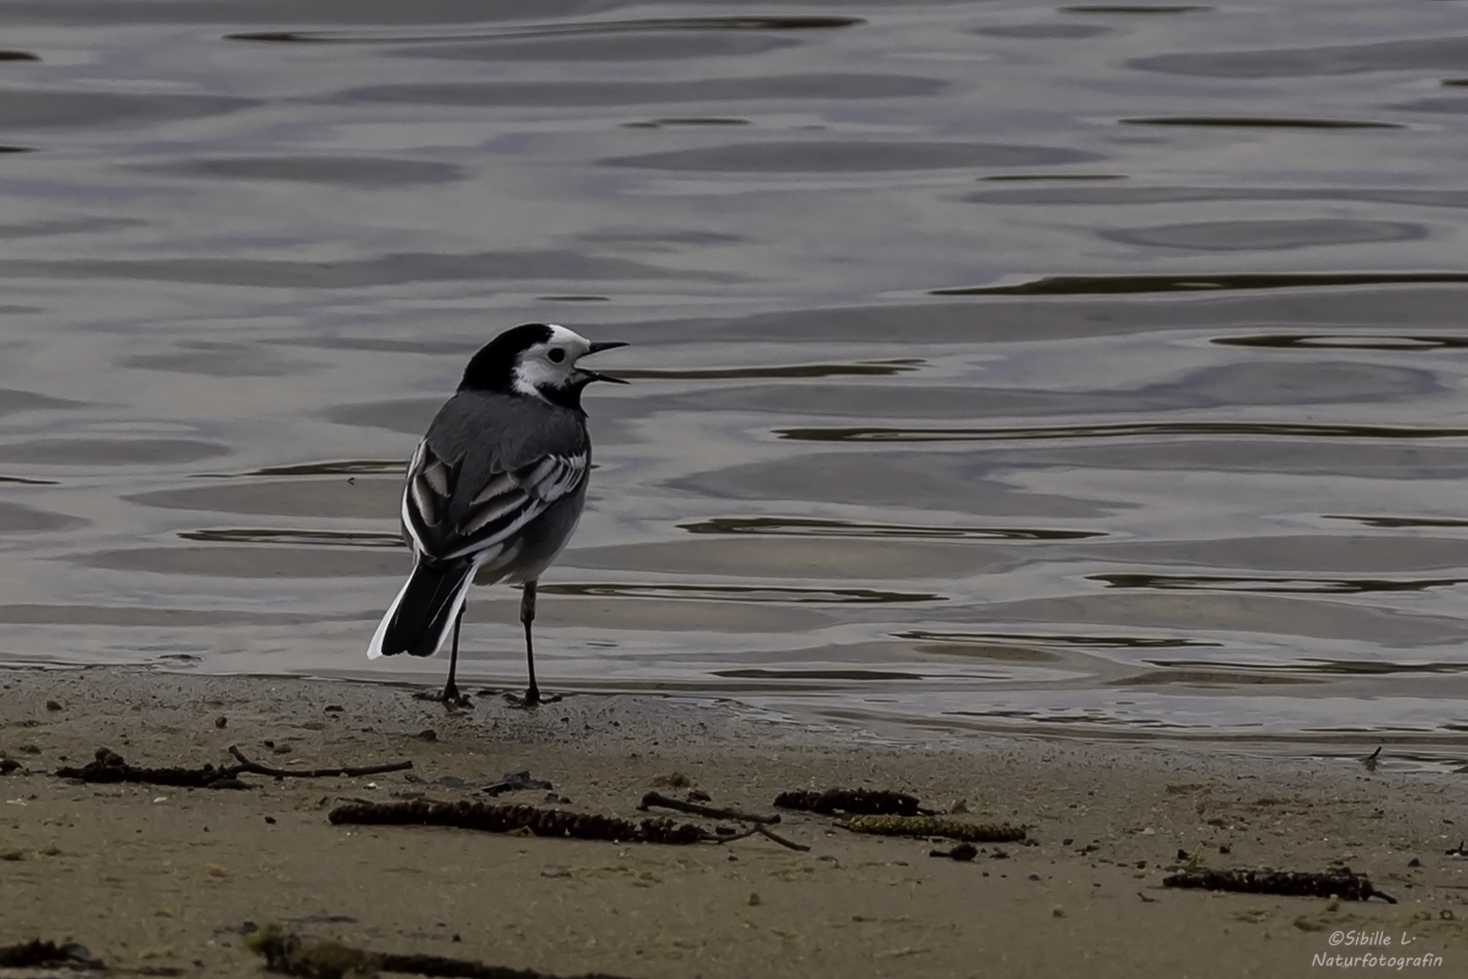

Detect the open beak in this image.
[579,340,629,384]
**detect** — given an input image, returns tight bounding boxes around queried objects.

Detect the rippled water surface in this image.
[5,0,1468,765]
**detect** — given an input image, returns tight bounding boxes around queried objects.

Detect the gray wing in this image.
[400,392,589,563]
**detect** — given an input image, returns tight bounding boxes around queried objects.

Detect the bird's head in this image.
[460,323,627,409]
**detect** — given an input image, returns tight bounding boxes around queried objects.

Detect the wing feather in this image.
[459,493,527,538]
[513,451,588,503]
[401,440,434,552]
[410,474,438,526]
[400,440,588,564]
[421,459,451,497]
[470,473,517,506]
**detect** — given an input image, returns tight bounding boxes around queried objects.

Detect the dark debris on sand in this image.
[55,747,249,789]
[1163,869,1397,903]
[774,787,930,817]
[52,746,411,790]
[845,814,1026,843]
[328,799,709,845]
[483,771,555,796]
[248,924,634,979]
[0,939,104,970]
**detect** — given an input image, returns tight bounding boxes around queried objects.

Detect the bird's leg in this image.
[522,579,539,703]
[507,580,560,708]
[443,608,471,706]
[415,608,472,708]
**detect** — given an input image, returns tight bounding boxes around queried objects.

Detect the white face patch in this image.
[511,324,593,400]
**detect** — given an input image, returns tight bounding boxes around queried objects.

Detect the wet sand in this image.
[1,667,1465,977]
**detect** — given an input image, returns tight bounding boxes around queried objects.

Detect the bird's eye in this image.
[547,348,566,363]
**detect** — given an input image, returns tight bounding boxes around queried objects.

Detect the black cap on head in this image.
[459,323,555,392]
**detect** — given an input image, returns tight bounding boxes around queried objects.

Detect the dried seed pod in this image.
[0,939,103,969]
[54,747,242,789]
[53,746,409,788]
[774,788,925,816]
[246,924,635,979]
[845,815,1026,843]
[328,799,709,846]
[1162,869,1396,903]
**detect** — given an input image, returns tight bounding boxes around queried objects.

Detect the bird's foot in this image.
[414,682,473,709]
[503,687,562,709]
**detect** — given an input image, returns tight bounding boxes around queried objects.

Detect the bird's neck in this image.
[526,381,586,413]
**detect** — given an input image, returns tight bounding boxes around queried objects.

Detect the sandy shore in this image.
[1,666,1465,978]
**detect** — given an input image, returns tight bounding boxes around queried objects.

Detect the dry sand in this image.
[1,666,1465,978]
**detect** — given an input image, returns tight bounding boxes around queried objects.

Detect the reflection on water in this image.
[1130,35,1468,77]
[3,0,1468,766]
[893,629,1221,650]
[1061,5,1212,12]
[932,271,1468,296]
[1090,572,1468,595]
[541,582,947,605]
[979,173,1126,182]
[777,421,1468,443]
[1107,669,1317,686]
[227,15,866,45]
[1120,116,1403,129]
[623,118,750,129]
[1152,658,1468,676]
[679,516,1105,542]
[1329,515,1468,530]
[198,460,406,478]
[177,528,405,548]
[611,359,922,380]
[714,668,926,681]
[603,140,1100,172]
[1213,335,1468,351]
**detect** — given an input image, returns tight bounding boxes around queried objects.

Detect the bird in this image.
[367,323,626,707]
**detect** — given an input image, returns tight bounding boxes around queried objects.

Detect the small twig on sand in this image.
[638,790,781,825]
[754,823,811,852]
[1163,869,1396,903]
[717,822,811,852]
[227,745,412,779]
[638,791,807,849]
[247,924,633,979]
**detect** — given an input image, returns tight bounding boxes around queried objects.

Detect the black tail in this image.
[370,558,475,658]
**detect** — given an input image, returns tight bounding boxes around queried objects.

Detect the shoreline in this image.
[2,665,1466,977]
[19,657,1468,774]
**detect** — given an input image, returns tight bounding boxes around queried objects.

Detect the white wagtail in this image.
[367,323,626,707]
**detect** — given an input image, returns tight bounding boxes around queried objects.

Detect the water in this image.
[4,0,1468,766]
